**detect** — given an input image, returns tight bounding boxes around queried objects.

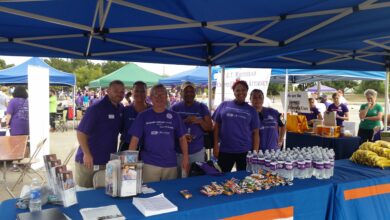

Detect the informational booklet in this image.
[120,164,137,197]
[132,193,178,217]
[80,205,125,220]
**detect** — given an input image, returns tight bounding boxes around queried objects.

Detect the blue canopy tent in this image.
[0,0,390,126]
[306,84,336,93]
[0,57,76,86]
[159,67,216,86]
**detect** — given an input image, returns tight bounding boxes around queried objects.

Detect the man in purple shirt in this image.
[129,84,189,183]
[75,80,125,187]
[171,81,212,177]
[301,98,322,126]
[212,80,260,172]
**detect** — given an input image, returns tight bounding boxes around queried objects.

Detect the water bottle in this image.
[329,154,335,177]
[284,157,294,181]
[251,151,258,173]
[264,152,271,172]
[270,156,277,175]
[246,151,252,172]
[29,178,42,212]
[277,156,285,177]
[304,154,312,178]
[258,150,265,171]
[315,155,324,179]
[323,156,331,179]
[296,155,306,179]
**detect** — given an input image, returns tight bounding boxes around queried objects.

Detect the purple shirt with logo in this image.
[258,108,281,151]
[327,103,349,126]
[6,98,29,135]
[75,95,124,165]
[212,101,260,153]
[301,107,320,122]
[171,101,211,154]
[129,108,186,167]
[122,103,152,143]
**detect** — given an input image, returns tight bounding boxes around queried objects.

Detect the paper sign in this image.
[280,92,310,113]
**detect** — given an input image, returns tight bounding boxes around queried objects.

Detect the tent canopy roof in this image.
[0,1,390,71]
[0,57,75,86]
[306,84,337,92]
[89,63,162,88]
[159,67,215,86]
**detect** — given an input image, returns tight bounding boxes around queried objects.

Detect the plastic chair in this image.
[92,170,105,189]
[11,138,47,190]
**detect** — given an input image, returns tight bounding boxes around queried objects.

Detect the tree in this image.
[101,61,127,75]
[267,83,284,95]
[322,81,358,92]
[74,65,103,88]
[356,80,385,95]
[0,58,14,70]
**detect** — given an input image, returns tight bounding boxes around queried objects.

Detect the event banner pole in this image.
[283,69,289,150]
[385,66,389,130]
[221,66,225,102]
[208,64,212,110]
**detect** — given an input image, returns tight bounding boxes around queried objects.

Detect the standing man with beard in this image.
[75,80,125,187]
[171,81,213,177]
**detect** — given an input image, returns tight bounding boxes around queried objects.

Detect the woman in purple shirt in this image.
[326,93,349,126]
[5,86,29,135]
[212,80,260,172]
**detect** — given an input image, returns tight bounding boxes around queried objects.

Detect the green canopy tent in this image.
[89,63,163,88]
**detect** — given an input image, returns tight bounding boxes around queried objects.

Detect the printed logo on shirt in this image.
[108,114,115,119]
[151,131,158,135]
[166,113,173,119]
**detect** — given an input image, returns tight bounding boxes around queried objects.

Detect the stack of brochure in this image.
[80,205,125,220]
[106,150,143,197]
[43,154,78,207]
[133,194,178,217]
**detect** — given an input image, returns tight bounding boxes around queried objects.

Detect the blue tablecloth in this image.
[286,132,361,160]
[1,160,389,220]
[0,172,334,219]
[330,160,390,220]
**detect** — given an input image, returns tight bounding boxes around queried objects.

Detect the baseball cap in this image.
[317,94,327,100]
[181,81,195,91]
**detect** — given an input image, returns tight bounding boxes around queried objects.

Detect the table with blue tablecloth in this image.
[286,132,361,160]
[1,160,389,220]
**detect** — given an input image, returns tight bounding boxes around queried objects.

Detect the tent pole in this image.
[208,65,212,111]
[283,69,289,150]
[221,66,225,102]
[317,81,321,96]
[385,66,389,130]
[73,83,76,130]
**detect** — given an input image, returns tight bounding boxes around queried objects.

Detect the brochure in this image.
[132,193,178,217]
[80,205,125,220]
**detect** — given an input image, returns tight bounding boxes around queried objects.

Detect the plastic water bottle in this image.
[304,154,312,178]
[323,156,331,179]
[284,157,294,181]
[29,178,42,212]
[264,152,271,172]
[251,151,258,173]
[258,150,265,171]
[315,155,324,179]
[296,155,306,179]
[329,154,335,177]
[246,151,252,172]
[270,156,278,175]
[277,156,285,177]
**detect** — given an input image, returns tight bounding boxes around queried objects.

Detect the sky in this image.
[0,55,196,76]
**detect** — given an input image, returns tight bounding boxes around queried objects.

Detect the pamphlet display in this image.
[43,154,78,207]
[106,150,143,197]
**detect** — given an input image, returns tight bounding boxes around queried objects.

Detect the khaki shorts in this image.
[75,162,105,188]
[142,164,177,183]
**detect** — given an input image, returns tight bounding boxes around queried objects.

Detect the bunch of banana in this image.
[375,140,390,149]
[350,149,390,169]
[359,142,390,159]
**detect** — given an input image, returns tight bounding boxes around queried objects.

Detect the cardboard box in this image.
[316,125,340,138]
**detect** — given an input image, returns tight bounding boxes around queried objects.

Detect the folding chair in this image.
[63,145,77,166]
[11,138,47,190]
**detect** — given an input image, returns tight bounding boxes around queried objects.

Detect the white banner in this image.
[28,65,50,169]
[280,92,310,113]
[214,68,271,108]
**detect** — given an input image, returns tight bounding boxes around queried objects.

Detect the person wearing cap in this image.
[317,94,331,108]
[212,80,260,172]
[171,81,213,177]
[129,84,189,183]
[250,89,285,151]
[119,81,151,152]
[75,80,125,187]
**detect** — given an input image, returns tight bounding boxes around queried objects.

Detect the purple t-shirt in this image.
[129,108,186,167]
[301,107,320,122]
[212,101,260,153]
[258,108,281,151]
[122,103,152,143]
[171,101,211,154]
[75,95,124,165]
[6,98,29,135]
[327,103,349,126]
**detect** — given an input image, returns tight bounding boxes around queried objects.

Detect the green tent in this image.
[89,63,163,88]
